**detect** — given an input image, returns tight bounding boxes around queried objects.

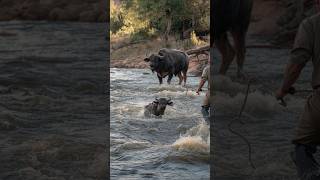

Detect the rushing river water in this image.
[110,68,210,179]
[0,21,107,179]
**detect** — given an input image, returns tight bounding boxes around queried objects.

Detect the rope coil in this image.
[227,79,256,170]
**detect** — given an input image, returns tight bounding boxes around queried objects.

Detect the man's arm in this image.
[197,66,209,94]
[196,79,206,95]
[276,18,313,99]
[276,63,305,99]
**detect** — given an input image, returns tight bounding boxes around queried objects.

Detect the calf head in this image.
[144,54,165,72]
[153,98,173,116]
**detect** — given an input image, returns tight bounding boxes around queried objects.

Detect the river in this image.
[110,68,210,179]
[0,21,107,179]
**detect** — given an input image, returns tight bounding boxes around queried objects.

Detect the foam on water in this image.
[172,136,209,153]
[172,122,209,154]
[214,90,284,117]
[147,84,187,92]
[214,75,247,95]
[116,140,151,153]
[111,105,144,117]
[165,122,210,164]
[155,89,200,98]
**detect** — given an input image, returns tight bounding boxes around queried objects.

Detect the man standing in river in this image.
[196,58,210,123]
[276,1,320,179]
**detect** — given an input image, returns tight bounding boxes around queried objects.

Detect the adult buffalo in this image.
[213,0,253,77]
[144,48,189,86]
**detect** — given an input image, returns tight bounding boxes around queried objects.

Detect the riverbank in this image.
[110,36,209,76]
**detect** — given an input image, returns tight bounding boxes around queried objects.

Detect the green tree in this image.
[111,0,209,43]
[110,0,124,33]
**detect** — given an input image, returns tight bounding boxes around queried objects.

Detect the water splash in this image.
[213,75,247,95]
[172,122,209,154]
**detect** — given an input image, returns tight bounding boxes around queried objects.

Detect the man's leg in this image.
[292,90,320,179]
[293,144,320,180]
[201,91,210,123]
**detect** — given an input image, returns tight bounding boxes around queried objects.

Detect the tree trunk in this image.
[186,45,210,55]
[164,9,172,47]
[191,15,196,29]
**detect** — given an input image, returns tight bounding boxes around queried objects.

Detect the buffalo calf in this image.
[144,98,173,117]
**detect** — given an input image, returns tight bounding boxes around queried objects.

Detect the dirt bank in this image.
[110,36,209,75]
[111,55,206,76]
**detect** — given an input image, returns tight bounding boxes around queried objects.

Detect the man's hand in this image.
[276,88,288,107]
[196,88,201,95]
[276,87,296,99]
[197,79,206,95]
[275,88,287,100]
[276,63,304,100]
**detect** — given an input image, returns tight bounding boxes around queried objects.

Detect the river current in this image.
[110,68,210,179]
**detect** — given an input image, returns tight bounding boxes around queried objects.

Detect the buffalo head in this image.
[153,97,173,116]
[144,54,165,72]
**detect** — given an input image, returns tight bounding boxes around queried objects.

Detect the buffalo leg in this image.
[182,71,187,86]
[178,73,183,85]
[167,74,173,84]
[231,30,246,78]
[216,33,235,75]
[157,74,163,84]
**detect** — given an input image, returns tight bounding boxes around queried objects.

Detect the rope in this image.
[225,75,312,171]
[227,78,256,170]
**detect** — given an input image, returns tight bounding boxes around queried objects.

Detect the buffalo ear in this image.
[144,58,150,62]
[167,101,173,106]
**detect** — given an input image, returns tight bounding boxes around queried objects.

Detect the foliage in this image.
[110,0,124,33]
[110,0,156,41]
[190,31,206,46]
[110,0,209,42]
